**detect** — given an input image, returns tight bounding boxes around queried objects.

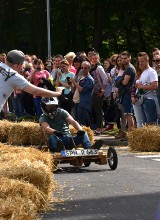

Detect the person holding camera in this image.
[55,59,75,114]
[39,97,103,152]
[28,58,52,117]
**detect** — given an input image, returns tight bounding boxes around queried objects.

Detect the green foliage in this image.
[0,0,160,60]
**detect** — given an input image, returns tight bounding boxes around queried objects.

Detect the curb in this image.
[94,134,128,146]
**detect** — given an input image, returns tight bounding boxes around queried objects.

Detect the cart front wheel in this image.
[107,147,118,170]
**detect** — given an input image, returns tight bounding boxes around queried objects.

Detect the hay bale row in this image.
[0,120,94,146]
[128,125,160,152]
[0,120,13,142]
[0,143,52,168]
[0,143,56,219]
[0,177,46,220]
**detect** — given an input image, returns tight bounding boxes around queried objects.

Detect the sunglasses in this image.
[152,60,160,63]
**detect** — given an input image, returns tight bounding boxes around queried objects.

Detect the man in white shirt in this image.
[0,49,61,112]
[136,52,159,124]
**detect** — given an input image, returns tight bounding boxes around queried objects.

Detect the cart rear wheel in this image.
[84,161,91,167]
[107,147,118,170]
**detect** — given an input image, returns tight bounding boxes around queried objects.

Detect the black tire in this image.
[107,147,118,170]
[84,161,91,167]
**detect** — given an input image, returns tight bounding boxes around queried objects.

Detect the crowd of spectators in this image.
[0,47,160,139]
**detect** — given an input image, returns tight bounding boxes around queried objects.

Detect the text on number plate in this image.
[61,149,98,157]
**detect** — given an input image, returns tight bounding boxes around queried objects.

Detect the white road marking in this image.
[135,154,160,162]
[136,155,160,158]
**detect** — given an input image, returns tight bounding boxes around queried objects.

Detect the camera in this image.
[66,76,71,85]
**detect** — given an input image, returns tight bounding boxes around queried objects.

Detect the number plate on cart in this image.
[61,149,99,157]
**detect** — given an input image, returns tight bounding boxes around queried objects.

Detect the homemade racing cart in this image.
[53,145,118,172]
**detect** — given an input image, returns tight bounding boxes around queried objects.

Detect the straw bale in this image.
[0,158,54,196]
[69,125,94,144]
[0,143,53,169]
[0,120,13,142]
[7,121,47,145]
[128,125,160,152]
[0,177,51,219]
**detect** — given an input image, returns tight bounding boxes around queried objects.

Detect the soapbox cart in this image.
[53,146,118,171]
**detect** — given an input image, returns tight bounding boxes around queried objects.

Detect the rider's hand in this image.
[77,130,85,136]
[54,131,63,137]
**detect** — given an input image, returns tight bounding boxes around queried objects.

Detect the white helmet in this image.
[41,97,59,116]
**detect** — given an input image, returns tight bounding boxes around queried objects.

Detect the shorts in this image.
[121,93,133,115]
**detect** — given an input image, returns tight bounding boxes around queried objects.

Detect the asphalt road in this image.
[42,150,160,220]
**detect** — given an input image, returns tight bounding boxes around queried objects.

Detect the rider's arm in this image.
[66,115,83,131]
[40,121,56,135]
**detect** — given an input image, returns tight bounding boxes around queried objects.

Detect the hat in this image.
[7,50,25,64]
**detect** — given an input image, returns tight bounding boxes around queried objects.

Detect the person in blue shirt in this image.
[70,61,94,127]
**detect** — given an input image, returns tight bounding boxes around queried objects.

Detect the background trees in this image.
[0,0,160,60]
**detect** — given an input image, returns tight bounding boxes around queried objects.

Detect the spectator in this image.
[70,61,94,127]
[131,61,146,127]
[72,55,85,120]
[65,52,76,74]
[105,54,119,131]
[153,55,160,106]
[28,58,53,117]
[90,52,108,135]
[55,59,75,114]
[86,47,96,62]
[152,48,160,58]
[136,52,160,124]
[113,55,127,138]
[119,51,135,134]
[51,54,64,82]
[102,58,113,129]
[0,49,61,113]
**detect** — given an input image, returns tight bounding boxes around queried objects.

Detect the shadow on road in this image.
[54,166,111,174]
[42,192,160,220]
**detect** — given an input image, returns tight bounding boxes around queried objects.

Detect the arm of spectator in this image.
[136,81,158,90]
[122,75,131,85]
[22,83,61,97]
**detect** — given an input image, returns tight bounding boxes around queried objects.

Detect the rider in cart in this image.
[39,97,103,152]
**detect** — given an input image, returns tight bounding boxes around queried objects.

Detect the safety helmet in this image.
[40,97,59,116]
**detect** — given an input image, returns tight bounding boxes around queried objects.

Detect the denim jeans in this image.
[74,103,79,122]
[78,107,92,127]
[11,93,25,117]
[33,97,42,118]
[48,132,91,152]
[133,104,146,127]
[142,98,157,124]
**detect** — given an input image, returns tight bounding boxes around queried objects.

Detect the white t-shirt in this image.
[0,63,29,111]
[139,66,158,98]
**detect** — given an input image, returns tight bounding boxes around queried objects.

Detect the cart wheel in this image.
[107,147,118,170]
[84,161,91,167]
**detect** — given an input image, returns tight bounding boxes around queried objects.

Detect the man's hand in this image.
[54,131,63,137]
[77,130,85,136]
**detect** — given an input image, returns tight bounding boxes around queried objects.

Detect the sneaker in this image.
[94,130,102,136]
[56,140,65,151]
[91,139,103,150]
[115,131,127,139]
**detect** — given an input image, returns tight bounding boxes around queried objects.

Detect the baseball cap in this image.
[7,50,25,64]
